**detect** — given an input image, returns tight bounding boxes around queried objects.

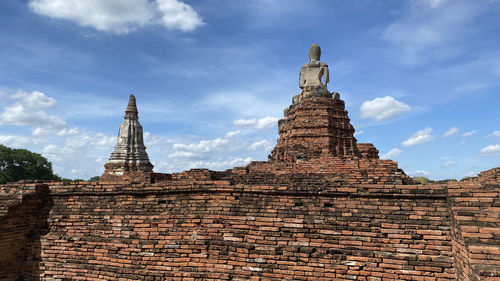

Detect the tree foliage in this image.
[412,176,457,184]
[0,144,60,184]
[88,176,100,182]
[412,176,432,184]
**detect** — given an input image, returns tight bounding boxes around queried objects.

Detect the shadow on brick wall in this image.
[0,184,53,281]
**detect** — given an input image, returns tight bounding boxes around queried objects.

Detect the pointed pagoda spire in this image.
[101,94,153,180]
[125,94,138,114]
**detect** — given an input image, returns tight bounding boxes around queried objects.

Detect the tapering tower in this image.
[101,94,153,181]
[270,44,361,162]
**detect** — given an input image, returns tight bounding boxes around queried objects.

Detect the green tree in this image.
[88,176,100,182]
[434,179,457,184]
[413,176,457,184]
[0,144,60,184]
[413,176,432,184]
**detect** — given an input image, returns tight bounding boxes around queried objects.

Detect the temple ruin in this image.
[100,94,154,182]
[0,45,499,281]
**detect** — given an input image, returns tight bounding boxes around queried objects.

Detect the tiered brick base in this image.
[100,170,170,183]
[272,97,359,161]
[227,158,412,185]
[269,95,411,185]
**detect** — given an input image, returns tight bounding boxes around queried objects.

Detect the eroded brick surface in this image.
[0,182,52,280]
[448,170,500,281]
[0,170,498,281]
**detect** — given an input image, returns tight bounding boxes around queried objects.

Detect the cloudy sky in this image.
[0,0,499,180]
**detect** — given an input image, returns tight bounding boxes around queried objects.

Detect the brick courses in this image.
[0,169,498,280]
[448,169,500,281]
[272,97,359,161]
[0,182,52,280]
[267,94,412,185]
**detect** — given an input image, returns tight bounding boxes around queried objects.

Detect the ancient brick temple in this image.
[100,94,154,183]
[1,45,499,281]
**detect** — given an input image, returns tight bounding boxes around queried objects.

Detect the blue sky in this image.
[0,0,499,180]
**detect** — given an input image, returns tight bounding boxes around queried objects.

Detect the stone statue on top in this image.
[300,43,329,90]
[292,44,339,105]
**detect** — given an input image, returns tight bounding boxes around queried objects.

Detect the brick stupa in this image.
[272,43,368,160]
[229,44,412,185]
[100,94,154,182]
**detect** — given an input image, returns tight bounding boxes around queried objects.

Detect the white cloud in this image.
[42,144,59,154]
[443,126,458,137]
[156,0,204,32]
[225,130,241,138]
[39,131,117,178]
[0,135,37,148]
[0,90,125,179]
[56,127,80,136]
[444,160,456,167]
[186,157,253,170]
[234,116,279,130]
[12,91,56,108]
[480,144,500,156]
[354,130,364,136]
[487,130,500,138]
[42,132,116,161]
[29,0,203,34]
[173,138,229,153]
[29,0,155,34]
[411,170,429,177]
[0,90,257,179]
[424,0,446,8]
[381,148,402,159]
[234,119,257,127]
[402,127,434,146]
[248,140,273,151]
[167,151,198,159]
[92,133,117,146]
[462,130,478,137]
[152,132,254,172]
[0,91,67,135]
[144,132,172,146]
[360,96,411,121]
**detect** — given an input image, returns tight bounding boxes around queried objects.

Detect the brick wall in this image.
[43,181,456,280]
[0,182,52,280]
[228,158,413,185]
[0,168,498,281]
[448,174,500,281]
